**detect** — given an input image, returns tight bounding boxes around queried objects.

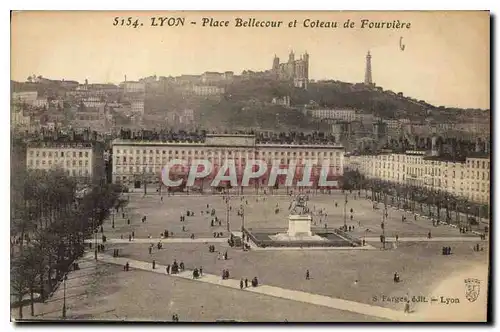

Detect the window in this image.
[42,152,46,157]
[61,152,64,157]
[73,152,76,157]
[85,151,89,157]
[48,152,52,157]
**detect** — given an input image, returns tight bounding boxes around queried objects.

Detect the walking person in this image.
[404,300,410,314]
[306,269,310,280]
[166,264,170,274]
[152,260,156,269]
[240,279,244,289]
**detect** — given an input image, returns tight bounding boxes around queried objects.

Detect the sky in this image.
[11,11,490,109]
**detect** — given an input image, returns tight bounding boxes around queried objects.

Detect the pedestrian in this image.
[199,267,203,276]
[132,231,135,238]
[404,300,410,314]
[306,270,310,280]
[127,219,130,225]
[240,279,244,289]
[166,264,170,274]
[149,246,152,255]
[120,234,123,239]
[129,234,132,242]
[125,262,129,271]
[161,196,163,202]
[152,260,156,269]
[427,231,432,239]
[180,261,185,271]
[100,225,103,233]
[395,234,399,243]
[245,278,249,288]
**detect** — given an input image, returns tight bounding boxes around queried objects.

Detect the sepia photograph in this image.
[9,10,490,323]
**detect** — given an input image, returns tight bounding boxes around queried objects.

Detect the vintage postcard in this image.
[10,11,490,322]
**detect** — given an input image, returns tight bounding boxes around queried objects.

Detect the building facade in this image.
[111,134,344,190]
[12,91,38,105]
[26,141,106,183]
[346,152,490,204]
[120,81,146,94]
[190,85,225,96]
[310,109,357,122]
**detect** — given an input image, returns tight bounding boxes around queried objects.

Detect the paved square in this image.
[19,192,488,322]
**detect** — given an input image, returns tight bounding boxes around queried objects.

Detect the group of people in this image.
[165,260,185,274]
[393,272,401,283]
[213,232,224,238]
[221,269,230,280]
[210,217,222,227]
[192,267,202,279]
[442,246,452,255]
[239,277,259,288]
[473,243,484,252]
[217,251,229,261]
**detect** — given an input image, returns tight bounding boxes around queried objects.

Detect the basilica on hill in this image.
[271,50,309,89]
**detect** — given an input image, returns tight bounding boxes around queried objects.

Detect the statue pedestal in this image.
[287,214,312,237]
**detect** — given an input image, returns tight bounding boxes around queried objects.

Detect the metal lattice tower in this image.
[364,51,372,85]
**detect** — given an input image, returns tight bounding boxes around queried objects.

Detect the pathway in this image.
[92,252,422,322]
[85,237,228,244]
[364,236,486,243]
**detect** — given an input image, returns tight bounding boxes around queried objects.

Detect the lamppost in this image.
[112,209,115,229]
[343,194,348,231]
[225,192,230,232]
[381,207,386,249]
[240,204,245,233]
[62,274,68,318]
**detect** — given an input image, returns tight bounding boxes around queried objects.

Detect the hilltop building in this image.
[271,51,309,89]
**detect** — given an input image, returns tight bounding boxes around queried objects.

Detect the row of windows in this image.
[371,156,490,170]
[29,159,90,167]
[115,156,342,164]
[29,150,90,158]
[114,148,342,158]
[372,166,489,181]
[114,166,343,174]
[28,165,91,176]
[468,160,490,169]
